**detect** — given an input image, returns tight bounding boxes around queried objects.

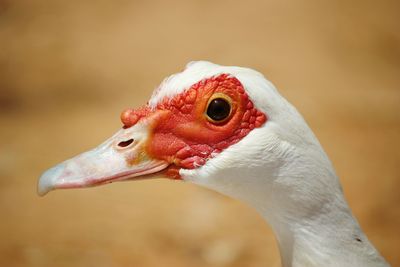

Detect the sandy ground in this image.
[0,0,399,266]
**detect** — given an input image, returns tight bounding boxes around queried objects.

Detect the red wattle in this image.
[146,74,267,171]
[120,74,267,178]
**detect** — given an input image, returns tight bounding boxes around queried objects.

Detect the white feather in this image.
[151,61,390,267]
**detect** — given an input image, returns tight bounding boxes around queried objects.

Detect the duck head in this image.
[38,61,339,222]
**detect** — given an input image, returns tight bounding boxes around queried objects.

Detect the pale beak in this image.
[37,121,169,196]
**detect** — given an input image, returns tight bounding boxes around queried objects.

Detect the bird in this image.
[38,61,390,267]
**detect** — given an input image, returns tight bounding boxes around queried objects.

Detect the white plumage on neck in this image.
[154,61,389,267]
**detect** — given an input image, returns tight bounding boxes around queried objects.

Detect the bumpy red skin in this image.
[121,74,267,179]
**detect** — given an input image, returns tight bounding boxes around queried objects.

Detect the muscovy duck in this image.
[38,61,389,267]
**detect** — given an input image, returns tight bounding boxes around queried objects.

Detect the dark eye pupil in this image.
[207,98,231,121]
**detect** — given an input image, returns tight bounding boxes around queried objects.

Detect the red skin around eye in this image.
[120,74,267,178]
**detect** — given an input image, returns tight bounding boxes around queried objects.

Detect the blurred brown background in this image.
[0,0,399,266]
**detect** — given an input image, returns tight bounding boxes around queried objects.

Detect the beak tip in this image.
[37,165,63,197]
[37,187,50,197]
[37,174,54,197]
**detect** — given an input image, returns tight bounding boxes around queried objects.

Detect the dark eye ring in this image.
[205,94,232,123]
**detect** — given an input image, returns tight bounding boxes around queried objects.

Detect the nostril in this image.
[118,139,134,148]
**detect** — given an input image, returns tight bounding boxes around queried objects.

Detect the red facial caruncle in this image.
[120,74,267,178]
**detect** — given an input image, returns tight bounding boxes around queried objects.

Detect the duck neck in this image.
[257,191,387,267]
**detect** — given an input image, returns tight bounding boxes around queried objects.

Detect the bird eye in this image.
[206,96,232,123]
